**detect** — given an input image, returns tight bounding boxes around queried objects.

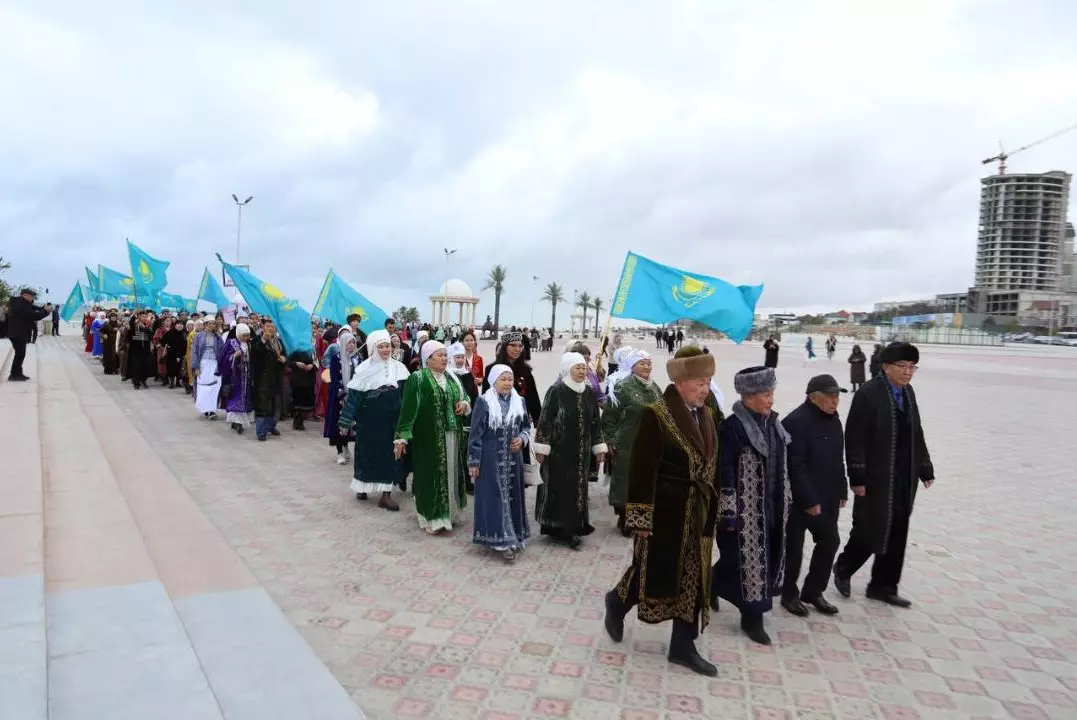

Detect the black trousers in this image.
[9,337,27,378]
[52,321,60,336]
[29,324,37,343]
[617,560,698,645]
[129,347,152,388]
[782,504,841,601]
[834,503,910,596]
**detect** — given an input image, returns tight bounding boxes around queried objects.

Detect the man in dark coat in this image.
[763,335,780,368]
[710,366,792,646]
[834,342,934,608]
[6,288,52,381]
[780,374,848,618]
[250,318,286,441]
[604,346,719,677]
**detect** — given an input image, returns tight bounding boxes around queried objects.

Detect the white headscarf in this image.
[349,329,410,391]
[421,340,444,368]
[560,352,587,394]
[607,349,652,405]
[447,342,469,376]
[337,329,357,387]
[481,364,527,431]
[96,311,106,320]
[710,378,726,413]
[235,323,250,339]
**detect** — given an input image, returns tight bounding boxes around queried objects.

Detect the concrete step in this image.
[0,342,46,720]
[36,342,226,719]
[46,340,366,718]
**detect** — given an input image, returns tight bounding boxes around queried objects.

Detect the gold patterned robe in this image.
[616,385,719,628]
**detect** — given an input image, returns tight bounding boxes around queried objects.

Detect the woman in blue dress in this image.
[322,328,360,465]
[90,312,106,359]
[467,364,532,562]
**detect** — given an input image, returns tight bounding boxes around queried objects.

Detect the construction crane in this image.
[982,122,1077,174]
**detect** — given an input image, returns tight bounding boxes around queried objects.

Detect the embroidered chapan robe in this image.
[601,375,662,509]
[532,381,605,537]
[711,403,793,615]
[395,369,468,530]
[615,385,719,627]
[467,394,531,551]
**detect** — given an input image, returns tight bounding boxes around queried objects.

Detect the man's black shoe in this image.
[780,597,809,617]
[709,593,720,612]
[668,646,718,677]
[805,596,839,615]
[7,375,28,382]
[740,621,772,646]
[269,428,281,436]
[866,591,912,608]
[604,591,625,643]
[833,570,851,598]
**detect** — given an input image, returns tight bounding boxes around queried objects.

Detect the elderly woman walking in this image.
[468,365,532,561]
[219,323,255,434]
[192,318,224,419]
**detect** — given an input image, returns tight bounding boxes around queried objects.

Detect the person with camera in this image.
[6,288,52,382]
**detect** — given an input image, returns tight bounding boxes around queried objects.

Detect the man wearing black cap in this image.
[834,342,934,608]
[6,287,52,381]
[780,374,848,618]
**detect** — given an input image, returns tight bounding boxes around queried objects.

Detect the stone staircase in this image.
[0,338,366,719]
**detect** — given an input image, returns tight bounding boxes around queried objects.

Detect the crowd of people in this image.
[72,304,934,679]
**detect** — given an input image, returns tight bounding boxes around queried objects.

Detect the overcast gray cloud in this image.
[3,0,1076,322]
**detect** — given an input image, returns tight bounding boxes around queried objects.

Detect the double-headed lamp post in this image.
[231,194,254,263]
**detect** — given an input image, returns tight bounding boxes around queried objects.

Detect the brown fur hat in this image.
[666,345,715,382]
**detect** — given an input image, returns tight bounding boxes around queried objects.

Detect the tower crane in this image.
[982,123,1077,174]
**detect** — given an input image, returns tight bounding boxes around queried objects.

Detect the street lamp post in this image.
[231,194,254,263]
[531,275,539,327]
[442,248,457,325]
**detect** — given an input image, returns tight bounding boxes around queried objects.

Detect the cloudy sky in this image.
[3,0,1076,323]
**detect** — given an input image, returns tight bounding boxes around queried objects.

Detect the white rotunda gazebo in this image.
[430,279,480,326]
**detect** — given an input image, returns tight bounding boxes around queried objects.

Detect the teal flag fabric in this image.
[126,239,170,292]
[158,291,196,312]
[217,255,312,353]
[610,252,763,343]
[311,269,389,333]
[197,267,231,309]
[60,282,86,322]
[98,265,137,297]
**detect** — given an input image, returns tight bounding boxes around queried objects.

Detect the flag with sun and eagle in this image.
[311,269,389,334]
[126,239,170,293]
[610,251,763,343]
[217,255,313,353]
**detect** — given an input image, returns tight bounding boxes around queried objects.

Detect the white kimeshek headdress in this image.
[481,364,527,430]
[349,329,410,391]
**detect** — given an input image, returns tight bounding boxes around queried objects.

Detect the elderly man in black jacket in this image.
[780,374,848,617]
[834,342,934,608]
[6,288,52,381]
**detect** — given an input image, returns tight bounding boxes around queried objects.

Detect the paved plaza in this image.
[2,333,1076,719]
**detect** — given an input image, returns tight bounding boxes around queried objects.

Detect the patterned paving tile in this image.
[67,337,1077,718]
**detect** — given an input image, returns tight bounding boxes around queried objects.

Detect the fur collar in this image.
[661,384,717,460]
[731,400,790,457]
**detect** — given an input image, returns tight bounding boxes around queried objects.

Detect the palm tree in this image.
[541,282,565,335]
[483,264,508,338]
[576,291,591,337]
[592,296,604,336]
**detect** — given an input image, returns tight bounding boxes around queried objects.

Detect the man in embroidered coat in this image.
[711,366,792,646]
[604,346,719,677]
[834,342,934,608]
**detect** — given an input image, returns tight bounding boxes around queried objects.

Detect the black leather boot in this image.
[668,619,717,676]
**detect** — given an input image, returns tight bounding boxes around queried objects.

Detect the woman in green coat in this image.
[394,341,471,533]
[602,349,662,536]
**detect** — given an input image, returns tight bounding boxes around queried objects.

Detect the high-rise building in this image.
[975,170,1071,291]
[1062,222,1076,292]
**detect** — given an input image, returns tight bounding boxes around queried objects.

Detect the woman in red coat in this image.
[462,329,484,386]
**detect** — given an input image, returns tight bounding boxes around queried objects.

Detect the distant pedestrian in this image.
[763,335,780,368]
[848,345,867,391]
[868,343,884,379]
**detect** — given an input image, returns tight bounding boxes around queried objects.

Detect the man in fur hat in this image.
[833,341,934,608]
[710,365,792,646]
[604,346,720,677]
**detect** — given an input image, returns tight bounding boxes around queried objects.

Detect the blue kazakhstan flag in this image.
[217,255,312,353]
[610,252,763,343]
[158,291,197,313]
[197,267,231,309]
[126,239,170,292]
[60,282,86,322]
[311,269,389,333]
[85,267,105,300]
[98,265,137,297]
